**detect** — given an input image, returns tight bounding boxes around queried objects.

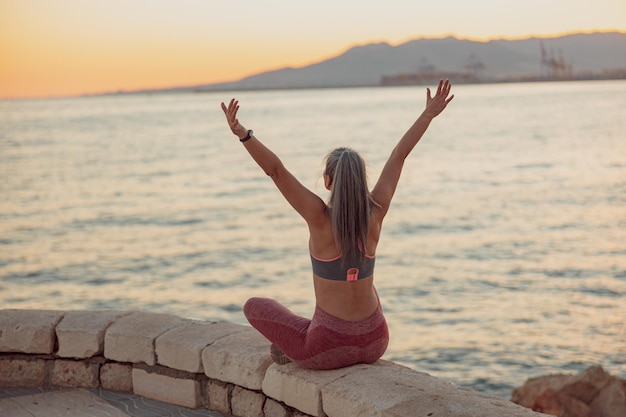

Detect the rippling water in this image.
[1,81,625,398]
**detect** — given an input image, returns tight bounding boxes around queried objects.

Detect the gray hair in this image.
[324,147,371,265]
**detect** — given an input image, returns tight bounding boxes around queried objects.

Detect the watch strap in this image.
[240,130,253,143]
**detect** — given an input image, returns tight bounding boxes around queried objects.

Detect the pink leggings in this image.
[243,297,389,370]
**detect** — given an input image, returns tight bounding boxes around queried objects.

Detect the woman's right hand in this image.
[424,79,454,118]
[221,98,248,139]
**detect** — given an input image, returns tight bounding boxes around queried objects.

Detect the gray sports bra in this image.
[310,253,375,281]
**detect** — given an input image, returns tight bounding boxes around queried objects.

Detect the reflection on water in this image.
[1,81,625,397]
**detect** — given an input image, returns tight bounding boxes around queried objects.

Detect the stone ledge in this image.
[104,311,189,366]
[156,321,247,374]
[0,310,64,354]
[0,309,545,417]
[56,310,132,359]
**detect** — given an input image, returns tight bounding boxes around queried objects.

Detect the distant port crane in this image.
[540,42,572,79]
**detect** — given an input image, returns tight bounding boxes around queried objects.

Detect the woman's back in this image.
[309,206,383,321]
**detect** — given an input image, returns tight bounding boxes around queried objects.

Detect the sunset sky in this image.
[1,0,624,98]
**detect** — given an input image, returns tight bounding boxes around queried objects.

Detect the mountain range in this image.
[137,32,626,94]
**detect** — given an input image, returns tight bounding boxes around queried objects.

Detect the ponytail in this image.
[325,148,371,265]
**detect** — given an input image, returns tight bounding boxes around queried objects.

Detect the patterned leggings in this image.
[243,297,389,370]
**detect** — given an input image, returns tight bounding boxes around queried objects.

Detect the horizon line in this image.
[2,29,624,101]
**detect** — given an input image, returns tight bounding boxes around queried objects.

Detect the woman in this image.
[221,80,454,370]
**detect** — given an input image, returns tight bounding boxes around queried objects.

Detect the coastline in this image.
[107,73,626,97]
[1,73,623,101]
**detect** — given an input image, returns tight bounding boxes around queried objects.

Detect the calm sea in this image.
[1,81,625,398]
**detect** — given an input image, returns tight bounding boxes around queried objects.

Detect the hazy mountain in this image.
[141,32,626,94]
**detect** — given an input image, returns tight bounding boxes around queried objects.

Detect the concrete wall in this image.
[0,309,545,417]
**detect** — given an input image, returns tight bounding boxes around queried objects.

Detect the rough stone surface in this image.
[511,373,574,408]
[202,328,272,390]
[531,389,593,417]
[207,379,231,415]
[56,310,131,359]
[100,362,133,392]
[104,311,188,366]
[322,361,543,417]
[50,359,100,388]
[0,357,46,387]
[132,367,201,409]
[382,392,547,417]
[231,385,264,417]
[263,398,290,417]
[0,310,64,354]
[262,362,365,417]
[590,379,626,417]
[512,365,626,417]
[559,365,613,404]
[321,361,408,416]
[156,321,247,373]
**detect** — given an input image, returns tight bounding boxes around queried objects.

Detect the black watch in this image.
[240,130,253,143]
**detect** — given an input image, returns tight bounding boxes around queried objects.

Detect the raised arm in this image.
[370,80,454,218]
[221,99,327,226]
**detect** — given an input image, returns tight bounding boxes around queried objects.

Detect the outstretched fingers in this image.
[221,98,240,125]
[443,80,453,103]
[436,80,454,105]
[436,79,444,95]
[437,79,450,97]
[229,99,239,118]
[424,80,454,117]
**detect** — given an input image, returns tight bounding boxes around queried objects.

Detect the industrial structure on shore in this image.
[380,42,623,86]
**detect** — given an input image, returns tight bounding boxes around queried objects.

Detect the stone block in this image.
[132,367,201,409]
[104,312,188,365]
[156,321,247,373]
[263,362,365,417]
[590,378,626,417]
[511,373,574,408]
[382,392,546,417]
[321,361,402,417]
[202,328,272,390]
[0,310,64,354]
[56,310,131,358]
[559,364,612,404]
[100,362,132,392]
[50,359,99,388]
[0,357,46,387]
[207,379,231,414]
[321,361,543,417]
[263,398,290,417]
[231,386,264,417]
[531,389,593,417]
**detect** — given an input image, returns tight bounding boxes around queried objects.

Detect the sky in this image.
[1,0,624,98]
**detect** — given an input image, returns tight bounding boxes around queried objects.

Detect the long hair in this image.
[325,147,371,265]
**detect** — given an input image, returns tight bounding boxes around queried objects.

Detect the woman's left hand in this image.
[424,79,454,118]
[221,99,248,139]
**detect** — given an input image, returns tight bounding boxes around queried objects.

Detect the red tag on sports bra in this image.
[347,268,359,282]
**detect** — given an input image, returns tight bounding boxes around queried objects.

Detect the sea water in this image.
[1,81,625,397]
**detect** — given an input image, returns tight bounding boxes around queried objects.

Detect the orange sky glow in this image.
[1,0,624,99]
